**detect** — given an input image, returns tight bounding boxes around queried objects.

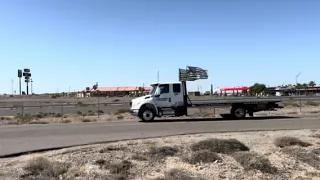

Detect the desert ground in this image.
[0,98,320,125]
[0,129,319,180]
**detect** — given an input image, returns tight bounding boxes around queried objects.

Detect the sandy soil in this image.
[0,129,320,180]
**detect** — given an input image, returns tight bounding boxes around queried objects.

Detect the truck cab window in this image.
[173,83,181,93]
[159,84,169,94]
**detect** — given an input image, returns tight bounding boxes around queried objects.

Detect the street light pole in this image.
[296,72,302,112]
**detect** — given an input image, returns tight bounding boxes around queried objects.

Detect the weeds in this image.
[99,146,127,153]
[131,154,148,161]
[117,115,124,120]
[274,136,312,148]
[186,150,221,164]
[106,160,132,180]
[190,138,249,154]
[22,157,70,179]
[306,101,319,106]
[281,147,320,170]
[148,146,179,161]
[310,134,320,139]
[232,152,277,174]
[115,108,129,115]
[157,168,198,180]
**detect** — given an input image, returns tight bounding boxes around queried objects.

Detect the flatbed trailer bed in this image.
[184,98,283,119]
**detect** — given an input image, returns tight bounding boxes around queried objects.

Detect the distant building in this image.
[77,86,151,97]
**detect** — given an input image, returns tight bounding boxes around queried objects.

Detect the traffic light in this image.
[18,69,22,78]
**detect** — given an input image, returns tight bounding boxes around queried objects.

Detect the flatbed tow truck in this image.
[129,67,283,122]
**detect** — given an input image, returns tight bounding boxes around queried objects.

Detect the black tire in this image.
[138,107,155,122]
[231,107,246,119]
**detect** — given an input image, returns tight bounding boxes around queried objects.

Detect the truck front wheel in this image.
[231,107,246,119]
[138,107,155,122]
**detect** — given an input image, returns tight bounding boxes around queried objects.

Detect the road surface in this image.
[0,116,319,157]
[1,96,320,116]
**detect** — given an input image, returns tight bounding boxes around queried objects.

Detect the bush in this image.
[131,154,148,161]
[306,101,319,106]
[282,147,320,170]
[274,136,312,148]
[81,118,92,122]
[55,113,62,118]
[311,134,320,139]
[76,111,82,115]
[232,152,277,174]
[148,146,179,161]
[106,160,132,179]
[117,115,124,120]
[87,110,95,116]
[22,157,70,179]
[115,108,129,115]
[186,150,221,164]
[94,159,107,168]
[160,168,197,180]
[97,110,104,114]
[190,138,249,154]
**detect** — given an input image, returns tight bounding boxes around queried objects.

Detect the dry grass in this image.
[185,150,222,164]
[1,129,320,180]
[147,146,180,162]
[115,108,129,115]
[131,153,148,161]
[274,136,312,148]
[281,147,320,170]
[310,134,320,139]
[106,160,133,180]
[99,145,127,153]
[21,157,70,180]
[155,168,200,180]
[190,138,249,154]
[232,152,277,174]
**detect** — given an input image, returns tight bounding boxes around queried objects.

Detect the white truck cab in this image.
[130,67,284,122]
[130,82,186,121]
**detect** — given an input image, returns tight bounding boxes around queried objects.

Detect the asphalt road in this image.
[1,96,320,116]
[0,116,319,157]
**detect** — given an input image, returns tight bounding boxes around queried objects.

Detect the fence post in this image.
[21,101,24,118]
[97,97,100,119]
[213,107,216,116]
[61,104,64,121]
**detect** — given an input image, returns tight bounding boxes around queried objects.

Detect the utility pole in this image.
[157,70,159,82]
[296,71,302,113]
[30,79,33,94]
[11,79,14,95]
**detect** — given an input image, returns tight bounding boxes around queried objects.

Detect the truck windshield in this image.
[149,84,158,95]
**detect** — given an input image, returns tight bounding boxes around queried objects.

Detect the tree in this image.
[309,81,316,87]
[249,83,266,96]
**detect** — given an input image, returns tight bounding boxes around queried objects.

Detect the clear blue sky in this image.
[1,0,320,94]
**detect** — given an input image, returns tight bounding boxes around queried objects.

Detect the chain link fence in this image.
[1,97,320,124]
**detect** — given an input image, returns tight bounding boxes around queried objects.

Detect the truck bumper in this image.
[130,109,139,116]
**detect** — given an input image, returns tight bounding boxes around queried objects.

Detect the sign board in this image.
[179,66,208,81]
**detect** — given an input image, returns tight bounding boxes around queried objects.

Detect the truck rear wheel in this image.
[231,107,246,119]
[139,107,155,122]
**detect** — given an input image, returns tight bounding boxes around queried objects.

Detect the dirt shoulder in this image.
[0,129,320,180]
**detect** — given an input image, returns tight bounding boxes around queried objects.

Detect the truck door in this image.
[171,83,184,107]
[155,84,172,108]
